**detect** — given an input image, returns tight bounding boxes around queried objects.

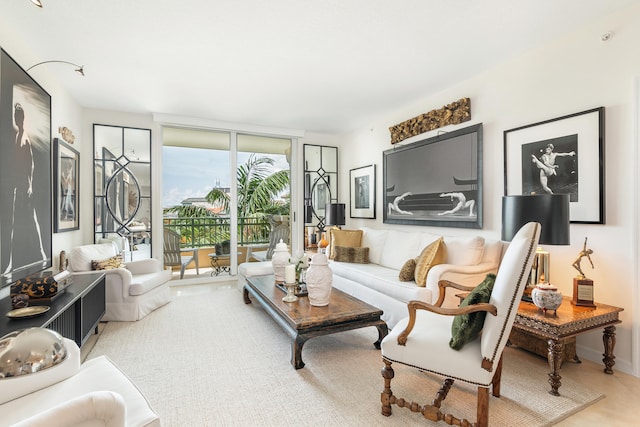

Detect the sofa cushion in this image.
[329,229,363,259]
[91,254,125,271]
[398,258,416,282]
[129,270,172,296]
[334,246,369,264]
[445,236,485,265]
[450,274,496,350]
[379,230,423,270]
[415,237,445,286]
[360,227,387,264]
[330,261,432,304]
[70,244,118,272]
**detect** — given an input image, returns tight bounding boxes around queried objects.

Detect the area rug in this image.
[88,283,604,426]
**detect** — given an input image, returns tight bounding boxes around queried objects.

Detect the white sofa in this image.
[238,227,504,329]
[70,243,172,321]
[329,227,504,328]
[0,338,160,427]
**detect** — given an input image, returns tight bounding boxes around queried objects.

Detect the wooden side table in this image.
[512,297,623,396]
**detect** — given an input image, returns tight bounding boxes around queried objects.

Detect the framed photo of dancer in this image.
[0,48,53,289]
[383,123,483,229]
[504,107,605,224]
[350,164,376,219]
[54,138,80,232]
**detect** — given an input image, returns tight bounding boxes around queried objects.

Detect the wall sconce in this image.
[27,61,85,76]
[29,0,43,7]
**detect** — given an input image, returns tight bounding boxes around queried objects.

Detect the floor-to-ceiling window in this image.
[161,126,293,280]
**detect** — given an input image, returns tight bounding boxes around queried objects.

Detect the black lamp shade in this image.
[502,194,570,245]
[325,203,346,227]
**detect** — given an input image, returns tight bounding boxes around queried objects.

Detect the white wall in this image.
[339,4,640,374]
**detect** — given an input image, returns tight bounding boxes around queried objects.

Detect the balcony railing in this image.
[163,216,271,248]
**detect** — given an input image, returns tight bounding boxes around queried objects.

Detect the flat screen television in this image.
[0,48,53,290]
[383,123,483,229]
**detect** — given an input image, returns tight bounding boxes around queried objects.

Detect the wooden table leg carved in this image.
[513,297,623,396]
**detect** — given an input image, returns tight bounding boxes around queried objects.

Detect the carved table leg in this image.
[292,334,308,369]
[602,325,617,374]
[374,322,389,349]
[547,339,563,396]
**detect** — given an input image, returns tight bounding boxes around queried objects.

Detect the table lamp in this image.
[325,203,346,229]
[502,194,570,301]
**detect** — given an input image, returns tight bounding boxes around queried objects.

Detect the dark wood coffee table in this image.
[243,274,388,369]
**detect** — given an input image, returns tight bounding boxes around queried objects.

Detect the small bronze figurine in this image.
[572,237,594,279]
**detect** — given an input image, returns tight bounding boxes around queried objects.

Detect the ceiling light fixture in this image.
[26,60,85,76]
[29,0,43,7]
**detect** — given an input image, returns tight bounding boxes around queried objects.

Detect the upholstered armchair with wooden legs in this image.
[380,222,540,427]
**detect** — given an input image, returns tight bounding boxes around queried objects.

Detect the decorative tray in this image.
[6,306,50,319]
[275,282,308,297]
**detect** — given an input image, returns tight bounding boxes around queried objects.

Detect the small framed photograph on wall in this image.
[349,164,376,219]
[504,107,605,224]
[54,138,80,232]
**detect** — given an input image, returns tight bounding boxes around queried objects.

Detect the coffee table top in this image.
[514,296,623,339]
[245,274,383,331]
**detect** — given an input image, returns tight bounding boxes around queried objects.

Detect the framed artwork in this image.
[504,107,605,224]
[54,138,80,232]
[0,48,53,288]
[349,164,376,219]
[383,123,483,228]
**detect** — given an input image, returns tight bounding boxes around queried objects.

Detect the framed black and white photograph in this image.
[504,107,605,224]
[54,138,80,232]
[0,48,53,287]
[349,164,376,219]
[383,123,483,228]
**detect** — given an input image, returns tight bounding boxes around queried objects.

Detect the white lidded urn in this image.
[305,253,333,306]
[271,239,290,283]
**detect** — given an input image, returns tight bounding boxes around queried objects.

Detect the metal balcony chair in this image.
[163,228,199,279]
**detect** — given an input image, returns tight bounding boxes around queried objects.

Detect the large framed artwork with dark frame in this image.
[504,107,605,224]
[54,138,80,232]
[383,123,483,228]
[0,48,52,289]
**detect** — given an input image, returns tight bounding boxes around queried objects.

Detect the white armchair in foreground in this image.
[70,243,171,321]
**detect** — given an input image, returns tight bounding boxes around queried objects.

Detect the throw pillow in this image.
[329,229,363,259]
[449,274,496,350]
[398,258,416,282]
[414,237,446,286]
[91,254,125,271]
[334,246,369,264]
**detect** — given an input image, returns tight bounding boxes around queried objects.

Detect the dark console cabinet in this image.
[0,272,106,347]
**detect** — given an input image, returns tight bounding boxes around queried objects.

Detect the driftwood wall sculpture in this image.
[389,98,471,144]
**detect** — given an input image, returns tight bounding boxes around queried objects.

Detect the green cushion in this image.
[449,274,496,350]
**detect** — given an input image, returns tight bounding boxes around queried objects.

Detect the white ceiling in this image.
[1,0,636,134]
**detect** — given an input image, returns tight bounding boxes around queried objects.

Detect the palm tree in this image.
[163,154,290,244]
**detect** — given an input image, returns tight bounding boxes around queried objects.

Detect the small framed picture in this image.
[504,107,605,224]
[54,138,80,232]
[350,164,376,219]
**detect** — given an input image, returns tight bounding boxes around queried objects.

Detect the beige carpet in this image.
[88,283,603,426]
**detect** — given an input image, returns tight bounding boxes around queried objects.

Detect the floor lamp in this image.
[502,194,570,301]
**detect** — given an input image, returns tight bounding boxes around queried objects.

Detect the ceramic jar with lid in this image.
[271,239,290,283]
[531,284,563,314]
[305,253,332,306]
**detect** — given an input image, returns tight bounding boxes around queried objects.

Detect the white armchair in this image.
[380,222,540,427]
[0,337,160,427]
[70,243,171,321]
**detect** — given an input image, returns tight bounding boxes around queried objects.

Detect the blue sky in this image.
[162,147,289,208]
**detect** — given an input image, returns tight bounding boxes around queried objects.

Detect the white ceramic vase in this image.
[531,284,563,313]
[305,253,332,306]
[271,239,290,283]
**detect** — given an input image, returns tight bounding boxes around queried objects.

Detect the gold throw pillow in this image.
[329,229,363,259]
[414,237,446,286]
